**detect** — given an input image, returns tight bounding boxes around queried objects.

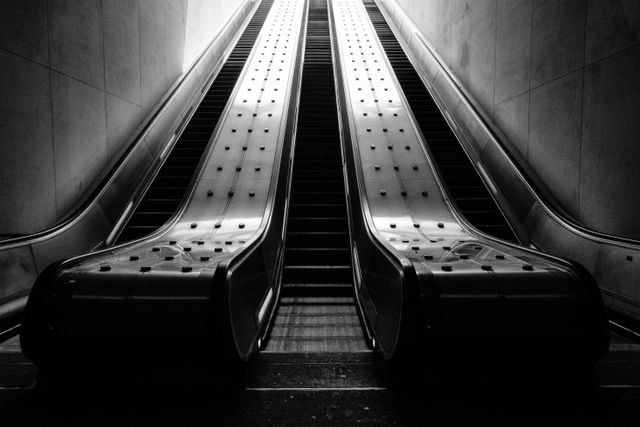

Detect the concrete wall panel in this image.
[51,72,107,217]
[494,91,529,160]
[0,50,56,234]
[586,0,640,63]
[49,0,104,89]
[467,0,497,114]
[103,0,141,104]
[495,0,531,104]
[531,0,585,88]
[165,1,187,86]
[581,45,640,237]
[106,93,142,163]
[449,3,470,85]
[0,0,49,65]
[169,0,188,19]
[139,0,168,118]
[529,71,583,218]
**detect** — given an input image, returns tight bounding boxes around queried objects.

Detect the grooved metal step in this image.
[260,1,369,368]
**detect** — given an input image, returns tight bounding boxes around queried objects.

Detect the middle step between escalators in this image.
[249,0,383,390]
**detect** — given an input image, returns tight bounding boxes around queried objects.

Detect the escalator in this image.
[249,0,380,389]
[367,0,640,335]
[326,0,607,382]
[19,0,312,382]
[362,0,516,242]
[117,0,275,243]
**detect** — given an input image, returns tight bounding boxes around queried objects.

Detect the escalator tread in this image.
[264,0,367,354]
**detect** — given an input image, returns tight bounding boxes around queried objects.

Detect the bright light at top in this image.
[182,0,245,71]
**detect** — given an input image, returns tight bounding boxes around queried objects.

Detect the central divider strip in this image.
[248,0,384,390]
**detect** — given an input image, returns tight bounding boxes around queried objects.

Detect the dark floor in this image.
[1,333,639,426]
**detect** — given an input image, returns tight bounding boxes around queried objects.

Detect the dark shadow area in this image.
[1,333,639,426]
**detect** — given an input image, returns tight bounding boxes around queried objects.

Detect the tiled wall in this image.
[392,0,640,239]
[0,0,243,235]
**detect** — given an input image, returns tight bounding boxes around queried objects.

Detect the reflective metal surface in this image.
[21,0,306,369]
[221,0,308,361]
[0,0,258,332]
[331,0,607,364]
[375,0,640,322]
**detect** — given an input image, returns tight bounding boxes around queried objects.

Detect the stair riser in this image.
[283,267,352,284]
[289,204,346,217]
[286,233,349,248]
[285,249,351,265]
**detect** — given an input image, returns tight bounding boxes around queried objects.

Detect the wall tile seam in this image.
[451,3,465,24]
[101,0,108,150]
[492,0,498,117]
[586,41,640,68]
[0,45,49,69]
[5,10,153,106]
[525,41,639,97]
[46,0,58,219]
[577,0,588,226]
[105,90,143,109]
[137,0,142,119]
[162,0,168,104]
[44,67,110,97]
[167,0,186,24]
[582,40,640,71]
[493,88,529,109]
[3,57,142,113]
[48,1,107,91]
[526,0,533,162]
[528,65,587,98]
[49,0,109,221]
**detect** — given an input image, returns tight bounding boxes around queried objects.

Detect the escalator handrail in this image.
[373,0,640,250]
[0,0,256,250]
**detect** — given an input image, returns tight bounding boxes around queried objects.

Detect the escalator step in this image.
[262,0,367,356]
